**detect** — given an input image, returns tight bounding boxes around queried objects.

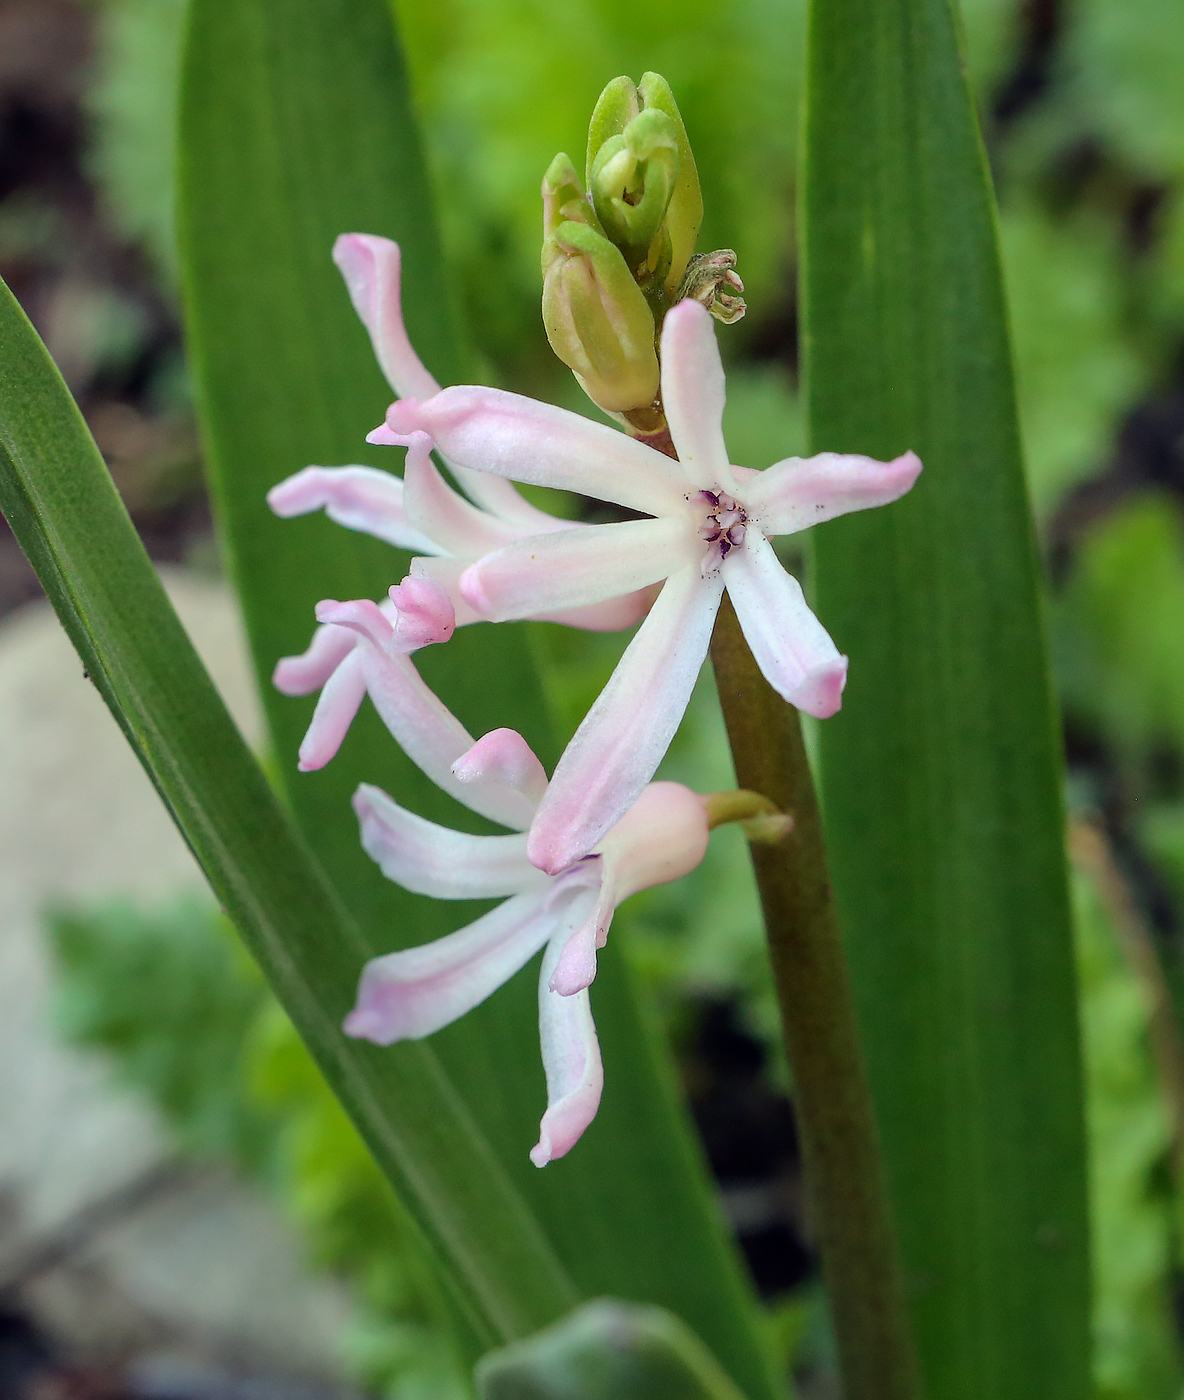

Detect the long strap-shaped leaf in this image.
[176,2,776,1395]
[0,276,576,1344]
[802,1,1090,1397]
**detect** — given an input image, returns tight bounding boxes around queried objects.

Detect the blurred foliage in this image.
[60,0,1184,1392]
[50,901,469,1400]
[1071,855,1180,1400]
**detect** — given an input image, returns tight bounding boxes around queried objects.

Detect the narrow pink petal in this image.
[333,234,441,401]
[723,531,848,718]
[358,648,537,830]
[743,450,923,537]
[549,868,614,997]
[273,623,355,696]
[532,929,605,1167]
[297,647,367,771]
[315,597,393,649]
[459,517,693,623]
[401,431,520,556]
[266,464,441,554]
[452,729,549,809]
[659,300,735,492]
[527,566,724,874]
[353,783,543,899]
[598,781,711,902]
[344,891,555,1044]
[385,388,690,517]
[386,574,455,650]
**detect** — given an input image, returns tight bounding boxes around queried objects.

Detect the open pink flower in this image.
[267,234,652,635]
[324,589,711,1166]
[379,298,922,873]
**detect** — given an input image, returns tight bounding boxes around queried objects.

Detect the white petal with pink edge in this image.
[353,783,544,899]
[385,388,690,517]
[659,300,735,493]
[297,646,368,771]
[452,729,549,809]
[527,566,724,874]
[401,433,522,556]
[722,531,848,717]
[266,464,441,554]
[744,450,923,537]
[273,623,356,697]
[531,924,605,1168]
[343,889,561,1044]
[459,516,694,623]
[357,648,537,830]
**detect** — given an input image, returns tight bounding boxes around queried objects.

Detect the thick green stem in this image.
[709,596,919,1400]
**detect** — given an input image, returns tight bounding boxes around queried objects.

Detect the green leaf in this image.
[175,3,775,1395]
[475,1300,750,1400]
[801,0,1091,1396]
[0,273,575,1345]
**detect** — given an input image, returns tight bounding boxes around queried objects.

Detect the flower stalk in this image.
[708,593,920,1400]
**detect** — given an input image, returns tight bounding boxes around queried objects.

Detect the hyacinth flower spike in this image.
[305,580,711,1165]
[377,298,922,873]
[267,235,652,636]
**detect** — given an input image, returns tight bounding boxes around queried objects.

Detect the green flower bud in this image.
[589,108,680,273]
[541,220,659,414]
[541,152,602,244]
[636,73,703,294]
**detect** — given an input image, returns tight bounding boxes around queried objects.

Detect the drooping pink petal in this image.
[266,465,441,554]
[531,926,605,1168]
[386,574,455,650]
[353,783,544,899]
[401,431,521,556]
[334,233,555,529]
[357,647,537,830]
[297,646,368,771]
[723,530,848,718]
[659,300,735,493]
[343,890,557,1044]
[543,587,658,633]
[527,566,724,875]
[549,865,613,997]
[459,516,694,623]
[384,388,691,518]
[333,234,441,401]
[743,450,923,537]
[273,623,356,696]
[316,598,393,649]
[452,729,549,810]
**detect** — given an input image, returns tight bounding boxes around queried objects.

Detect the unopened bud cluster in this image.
[541,72,746,418]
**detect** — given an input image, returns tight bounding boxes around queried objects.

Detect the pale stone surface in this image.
[0,570,354,1378]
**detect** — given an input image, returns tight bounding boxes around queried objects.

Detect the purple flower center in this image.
[696,489,748,567]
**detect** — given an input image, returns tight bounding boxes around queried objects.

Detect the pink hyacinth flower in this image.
[267,234,654,636]
[381,298,923,873]
[327,590,710,1167]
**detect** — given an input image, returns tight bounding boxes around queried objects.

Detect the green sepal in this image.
[541,219,659,412]
[589,108,679,273]
[475,1300,751,1400]
[542,152,603,248]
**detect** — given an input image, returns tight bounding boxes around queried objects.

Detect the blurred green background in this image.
[3,0,1184,1394]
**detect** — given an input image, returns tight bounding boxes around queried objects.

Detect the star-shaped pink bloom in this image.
[268,235,651,636]
[377,299,922,874]
[320,592,710,1167]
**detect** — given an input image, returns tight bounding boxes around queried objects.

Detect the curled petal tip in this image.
[366,422,409,447]
[387,574,455,650]
[342,1006,387,1041]
[457,563,494,617]
[795,656,849,719]
[529,1137,553,1169]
